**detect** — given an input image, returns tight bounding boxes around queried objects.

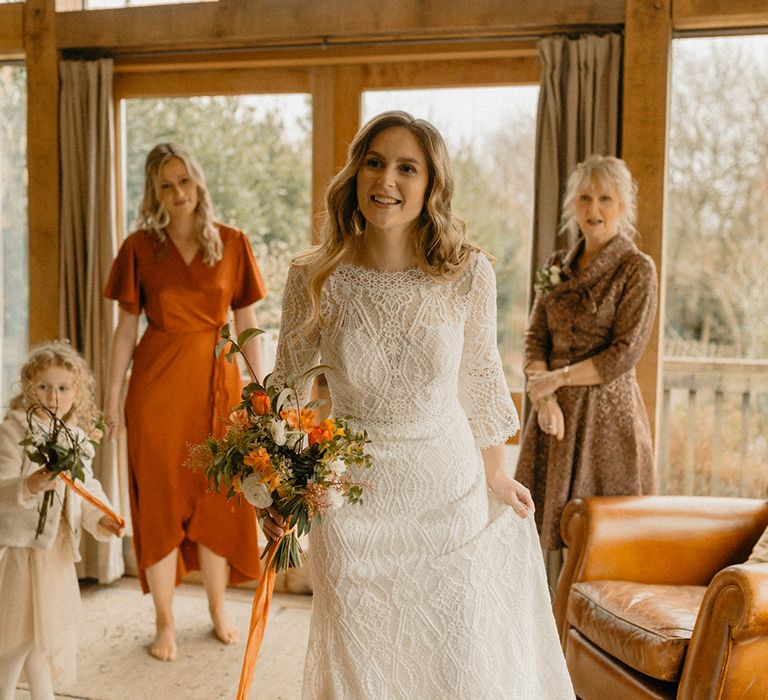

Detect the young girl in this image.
[0,341,124,700]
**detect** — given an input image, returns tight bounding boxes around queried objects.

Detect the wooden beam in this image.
[673,0,768,31]
[56,0,624,52]
[112,39,538,73]
[0,4,24,57]
[622,0,672,447]
[113,66,309,98]
[25,0,60,344]
[360,55,539,89]
[308,65,363,241]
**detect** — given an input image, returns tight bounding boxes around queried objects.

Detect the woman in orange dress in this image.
[104,143,266,662]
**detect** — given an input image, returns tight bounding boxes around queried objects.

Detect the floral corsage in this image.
[533,263,566,295]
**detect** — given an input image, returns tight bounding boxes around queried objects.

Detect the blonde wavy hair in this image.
[296,110,477,327]
[8,340,99,431]
[135,143,222,266]
[559,154,639,240]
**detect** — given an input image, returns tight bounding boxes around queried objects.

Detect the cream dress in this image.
[272,253,575,699]
[0,411,113,689]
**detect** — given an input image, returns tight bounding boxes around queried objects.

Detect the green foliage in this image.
[124,95,313,331]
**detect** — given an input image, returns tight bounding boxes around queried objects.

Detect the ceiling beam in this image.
[0,4,24,56]
[57,0,624,53]
[673,0,768,31]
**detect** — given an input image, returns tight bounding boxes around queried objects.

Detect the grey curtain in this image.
[525,33,623,586]
[531,33,622,272]
[59,58,125,584]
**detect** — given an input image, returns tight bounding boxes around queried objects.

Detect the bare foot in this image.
[150,622,177,661]
[210,605,239,645]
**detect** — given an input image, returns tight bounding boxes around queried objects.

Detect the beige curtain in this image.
[531,32,622,272]
[60,58,125,584]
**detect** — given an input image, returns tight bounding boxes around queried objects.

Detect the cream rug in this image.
[15,578,311,700]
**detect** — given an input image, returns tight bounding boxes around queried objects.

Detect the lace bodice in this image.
[272,252,573,699]
[272,252,518,448]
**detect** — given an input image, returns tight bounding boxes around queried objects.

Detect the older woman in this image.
[516,155,658,580]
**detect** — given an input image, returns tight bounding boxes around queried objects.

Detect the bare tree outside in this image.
[363,87,539,391]
[662,36,768,498]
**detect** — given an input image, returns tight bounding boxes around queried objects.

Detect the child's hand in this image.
[103,401,121,440]
[98,515,125,538]
[26,468,58,495]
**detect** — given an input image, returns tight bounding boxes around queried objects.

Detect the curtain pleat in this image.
[59,58,125,584]
[531,33,622,274]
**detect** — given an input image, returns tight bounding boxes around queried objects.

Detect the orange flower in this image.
[251,391,271,416]
[231,473,243,494]
[308,421,335,447]
[280,407,317,431]
[228,408,250,428]
[243,447,280,491]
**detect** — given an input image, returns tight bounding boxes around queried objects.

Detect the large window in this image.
[362,87,539,391]
[121,93,312,368]
[0,63,28,404]
[661,35,768,498]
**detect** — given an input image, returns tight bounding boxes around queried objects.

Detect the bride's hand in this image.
[487,473,535,519]
[258,506,286,540]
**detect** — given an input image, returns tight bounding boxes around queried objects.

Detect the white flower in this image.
[241,474,273,508]
[328,487,346,510]
[286,431,308,451]
[328,458,347,475]
[269,419,287,446]
[549,266,562,285]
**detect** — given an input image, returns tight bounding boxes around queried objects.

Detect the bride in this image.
[265,110,574,699]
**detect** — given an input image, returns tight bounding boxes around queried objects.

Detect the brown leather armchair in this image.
[555,496,768,700]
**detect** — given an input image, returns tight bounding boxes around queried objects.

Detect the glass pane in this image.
[362,87,539,392]
[662,35,768,498]
[0,64,29,404]
[122,94,312,370]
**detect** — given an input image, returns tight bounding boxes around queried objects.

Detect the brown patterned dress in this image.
[516,233,658,550]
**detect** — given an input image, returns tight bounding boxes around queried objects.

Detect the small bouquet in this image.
[533,262,566,296]
[188,324,372,573]
[20,406,115,538]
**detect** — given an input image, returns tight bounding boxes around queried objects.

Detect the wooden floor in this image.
[15,577,312,700]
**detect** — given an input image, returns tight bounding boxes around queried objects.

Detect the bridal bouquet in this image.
[188,324,372,574]
[21,406,111,538]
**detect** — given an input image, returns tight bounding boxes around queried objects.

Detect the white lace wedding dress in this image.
[272,252,575,699]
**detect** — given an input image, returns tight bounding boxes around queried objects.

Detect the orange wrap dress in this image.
[104,224,266,592]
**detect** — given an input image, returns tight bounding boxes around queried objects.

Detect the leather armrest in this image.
[554,496,768,641]
[678,562,768,698]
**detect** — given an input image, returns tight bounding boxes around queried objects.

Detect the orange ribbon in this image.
[236,544,279,700]
[59,473,126,529]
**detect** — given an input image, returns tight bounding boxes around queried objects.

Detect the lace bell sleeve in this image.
[270,263,321,402]
[458,254,520,449]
